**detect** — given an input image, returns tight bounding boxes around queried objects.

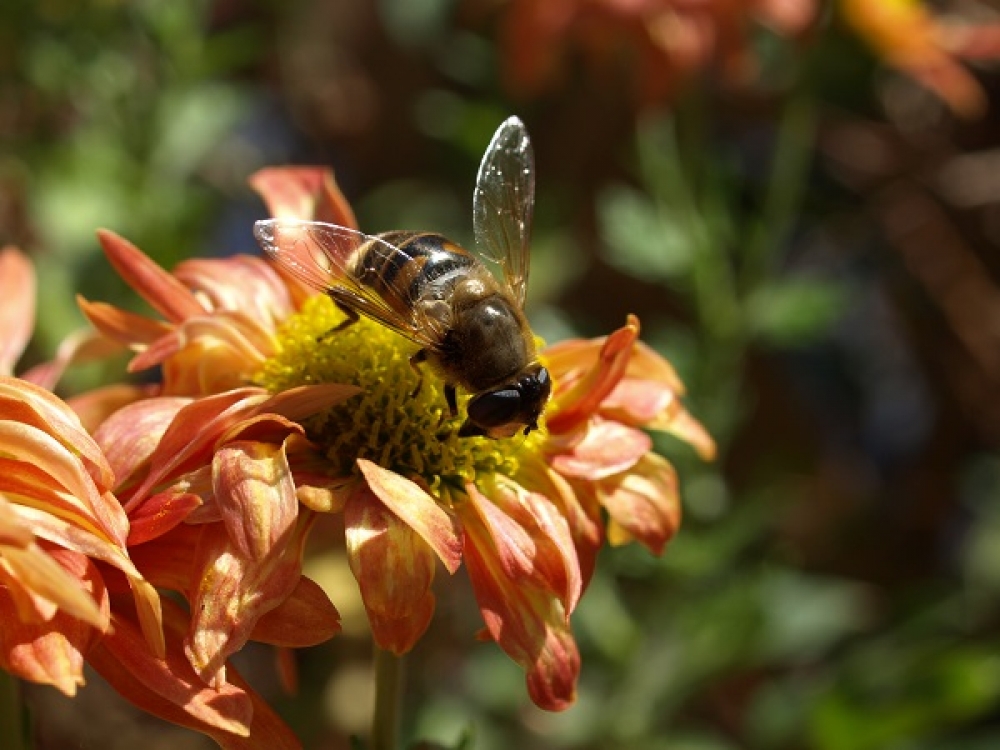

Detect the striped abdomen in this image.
[350,231,479,317]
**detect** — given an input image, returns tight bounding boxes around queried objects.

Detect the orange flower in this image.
[841,0,1000,118]
[76,166,711,713]
[0,247,163,696]
[497,0,817,105]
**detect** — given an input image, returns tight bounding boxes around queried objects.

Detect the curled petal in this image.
[213,440,298,561]
[0,376,116,493]
[0,543,106,630]
[472,480,582,613]
[345,483,437,654]
[546,316,639,435]
[356,459,462,573]
[598,453,681,555]
[460,502,580,711]
[125,388,266,510]
[186,513,313,687]
[550,419,651,480]
[96,229,204,324]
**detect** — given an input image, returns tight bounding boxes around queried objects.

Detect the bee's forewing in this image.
[472,116,535,309]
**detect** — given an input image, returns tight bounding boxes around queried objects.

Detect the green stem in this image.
[0,671,26,750]
[370,648,402,750]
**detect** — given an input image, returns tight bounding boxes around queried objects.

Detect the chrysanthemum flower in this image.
[77,166,712,714]
[0,246,162,696]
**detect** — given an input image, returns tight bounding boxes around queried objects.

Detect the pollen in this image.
[254,294,543,491]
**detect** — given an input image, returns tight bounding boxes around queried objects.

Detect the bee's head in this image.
[459,363,551,439]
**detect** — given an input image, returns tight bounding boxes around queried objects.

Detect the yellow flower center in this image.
[254,295,544,495]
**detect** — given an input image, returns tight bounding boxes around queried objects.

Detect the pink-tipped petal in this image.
[0,246,35,376]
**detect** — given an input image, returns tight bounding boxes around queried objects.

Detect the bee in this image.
[253,116,551,439]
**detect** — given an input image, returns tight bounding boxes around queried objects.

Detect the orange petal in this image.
[213,440,298,561]
[92,395,191,490]
[461,504,580,711]
[0,542,106,630]
[0,376,116,493]
[89,600,254,740]
[67,383,158,434]
[0,417,124,546]
[124,388,265,510]
[257,383,363,423]
[96,229,205,324]
[345,483,437,654]
[127,490,203,546]
[250,575,341,647]
[598,453,681,555]
[77,296,173,348]
[546,316,639,435]
[186,514,312,687]
[0,246,35,376]
[550,419,651,480]
[470,480,582,613]
[356,459,462,573]
[249,166,359,229]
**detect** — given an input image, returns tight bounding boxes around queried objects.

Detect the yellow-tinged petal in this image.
[0,419,124,546]
[460,499,580,711]
[0,246,35,376]
[345,483,437,654]
[356,459,462,573]
[213,440,298,561]
[598,453,681,555]
[186,513,314,687]
[0,543,106,629]
[0,376,116,492]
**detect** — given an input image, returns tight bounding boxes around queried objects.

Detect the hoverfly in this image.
[254,116,550,439]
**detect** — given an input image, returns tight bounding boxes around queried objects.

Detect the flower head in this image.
[76,166,712,715]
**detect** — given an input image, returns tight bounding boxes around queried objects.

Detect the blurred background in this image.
[6,0,1000,748]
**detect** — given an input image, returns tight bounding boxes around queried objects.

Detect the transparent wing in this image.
[472,116,535,309]
[253,218,442,348]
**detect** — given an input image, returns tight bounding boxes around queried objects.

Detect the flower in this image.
[0,247,163,696]
[841,0,1000,118]
[76,166,712,714]
[496,0,817,106]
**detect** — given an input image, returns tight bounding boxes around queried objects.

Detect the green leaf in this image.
[598,184,695,281]
[746,278,849,346]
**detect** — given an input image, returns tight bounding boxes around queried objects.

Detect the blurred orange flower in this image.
[76,166,712,714]
[841,0,1000,118]
[497,0,817,105]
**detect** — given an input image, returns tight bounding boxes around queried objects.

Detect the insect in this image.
[254,116,551,439]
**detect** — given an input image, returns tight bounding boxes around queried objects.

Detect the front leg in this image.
[409,349,428,397]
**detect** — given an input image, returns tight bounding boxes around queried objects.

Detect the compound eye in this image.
[467,388,522,428]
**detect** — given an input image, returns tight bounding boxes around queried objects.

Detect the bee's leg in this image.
[408,349,428,397]
[443,384,458,417]
[316,298,360,341]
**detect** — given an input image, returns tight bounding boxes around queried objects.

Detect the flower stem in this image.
[370,647,402,750]
[0,672,26,750]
